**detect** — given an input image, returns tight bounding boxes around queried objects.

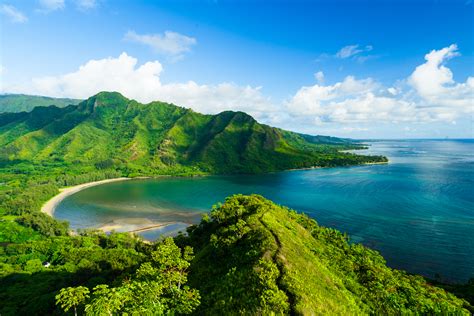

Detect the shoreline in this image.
[284,160,388,173]
[41,177,132,217]
[41,160,389,217]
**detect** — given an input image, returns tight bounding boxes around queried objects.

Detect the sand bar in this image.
[97,218,175,233]
[41,177,131,216]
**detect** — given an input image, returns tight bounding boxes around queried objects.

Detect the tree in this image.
[85,285,126,316]
[77,238,200,315]
[56,286,90,316]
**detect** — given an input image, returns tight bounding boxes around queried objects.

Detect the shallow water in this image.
[55,139,474,282]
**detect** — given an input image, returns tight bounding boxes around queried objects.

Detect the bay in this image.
[55,139,474,282]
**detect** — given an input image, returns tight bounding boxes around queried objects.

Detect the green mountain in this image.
[0,94,81,113]
[182,195,471,315]
[0,91,386,174]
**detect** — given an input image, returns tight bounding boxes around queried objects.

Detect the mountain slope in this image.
[0,94,81,113]
[181,195,471,315]
[0,91,386,174]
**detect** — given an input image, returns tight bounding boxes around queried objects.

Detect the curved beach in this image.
[41,177,131,217]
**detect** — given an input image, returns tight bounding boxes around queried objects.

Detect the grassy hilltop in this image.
[182,195,471,315]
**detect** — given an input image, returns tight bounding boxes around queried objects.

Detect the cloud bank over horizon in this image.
[2,45,473,138]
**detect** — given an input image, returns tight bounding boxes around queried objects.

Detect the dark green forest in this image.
[0,93,471,315]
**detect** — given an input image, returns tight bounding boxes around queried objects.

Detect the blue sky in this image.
[1,0,473,138]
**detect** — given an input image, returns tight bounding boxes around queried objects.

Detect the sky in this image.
[0,0,473,139]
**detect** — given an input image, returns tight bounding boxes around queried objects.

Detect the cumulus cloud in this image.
[287,44,473,125]
[408,44,473,112]
[124,30,197,59]
[7,52,272,118]
[286,76,414,123]
[38,0,65,12]
[0,4,28,23]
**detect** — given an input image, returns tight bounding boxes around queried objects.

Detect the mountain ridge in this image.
[0,94,81,113]
[0,91,386,175]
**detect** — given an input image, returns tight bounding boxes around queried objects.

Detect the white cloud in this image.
[387,87,398,95]
[286,44,473,126]
[124,30,197,59]
[3,45,472,138]
[0,4,28,23]
[314,71,324,83]
[38,0,65,12]
[75,0,98,10]
[408,44,473,113]
[7,52,272,118]
[336,44,373,59]
[286,77,414,124]
[342,127,369,132]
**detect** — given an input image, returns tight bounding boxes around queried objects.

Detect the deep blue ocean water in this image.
[55,139,474,282]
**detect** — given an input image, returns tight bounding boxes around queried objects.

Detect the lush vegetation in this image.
[179,195,471,315]
[1,92,471,314]
[0,91,386,176]
[0,94,80,113]
[0,195,471,315]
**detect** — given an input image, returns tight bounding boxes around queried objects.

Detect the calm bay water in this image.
[55,139,474,282]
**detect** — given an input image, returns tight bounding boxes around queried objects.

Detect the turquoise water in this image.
[55,140,474,283]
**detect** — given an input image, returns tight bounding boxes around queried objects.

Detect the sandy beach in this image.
[41,177,190,237]
[41,177,131,216]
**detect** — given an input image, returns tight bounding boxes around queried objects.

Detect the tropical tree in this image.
[85,285,126,316]
[55,286,90,316]
[60,238,201,315]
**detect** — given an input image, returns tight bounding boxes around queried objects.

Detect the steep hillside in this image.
[0,91,386,174]
[181,195,471,315]
[0,94,80,113]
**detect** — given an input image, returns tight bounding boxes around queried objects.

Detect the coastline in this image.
[41,177,132,217]
[284,160,388,173]
[41,159,388,218]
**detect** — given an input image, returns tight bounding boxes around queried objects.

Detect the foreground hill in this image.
[0,94,80,113]
[0,91,386,175]
[1,195,470,315]
[182,195,471,315]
